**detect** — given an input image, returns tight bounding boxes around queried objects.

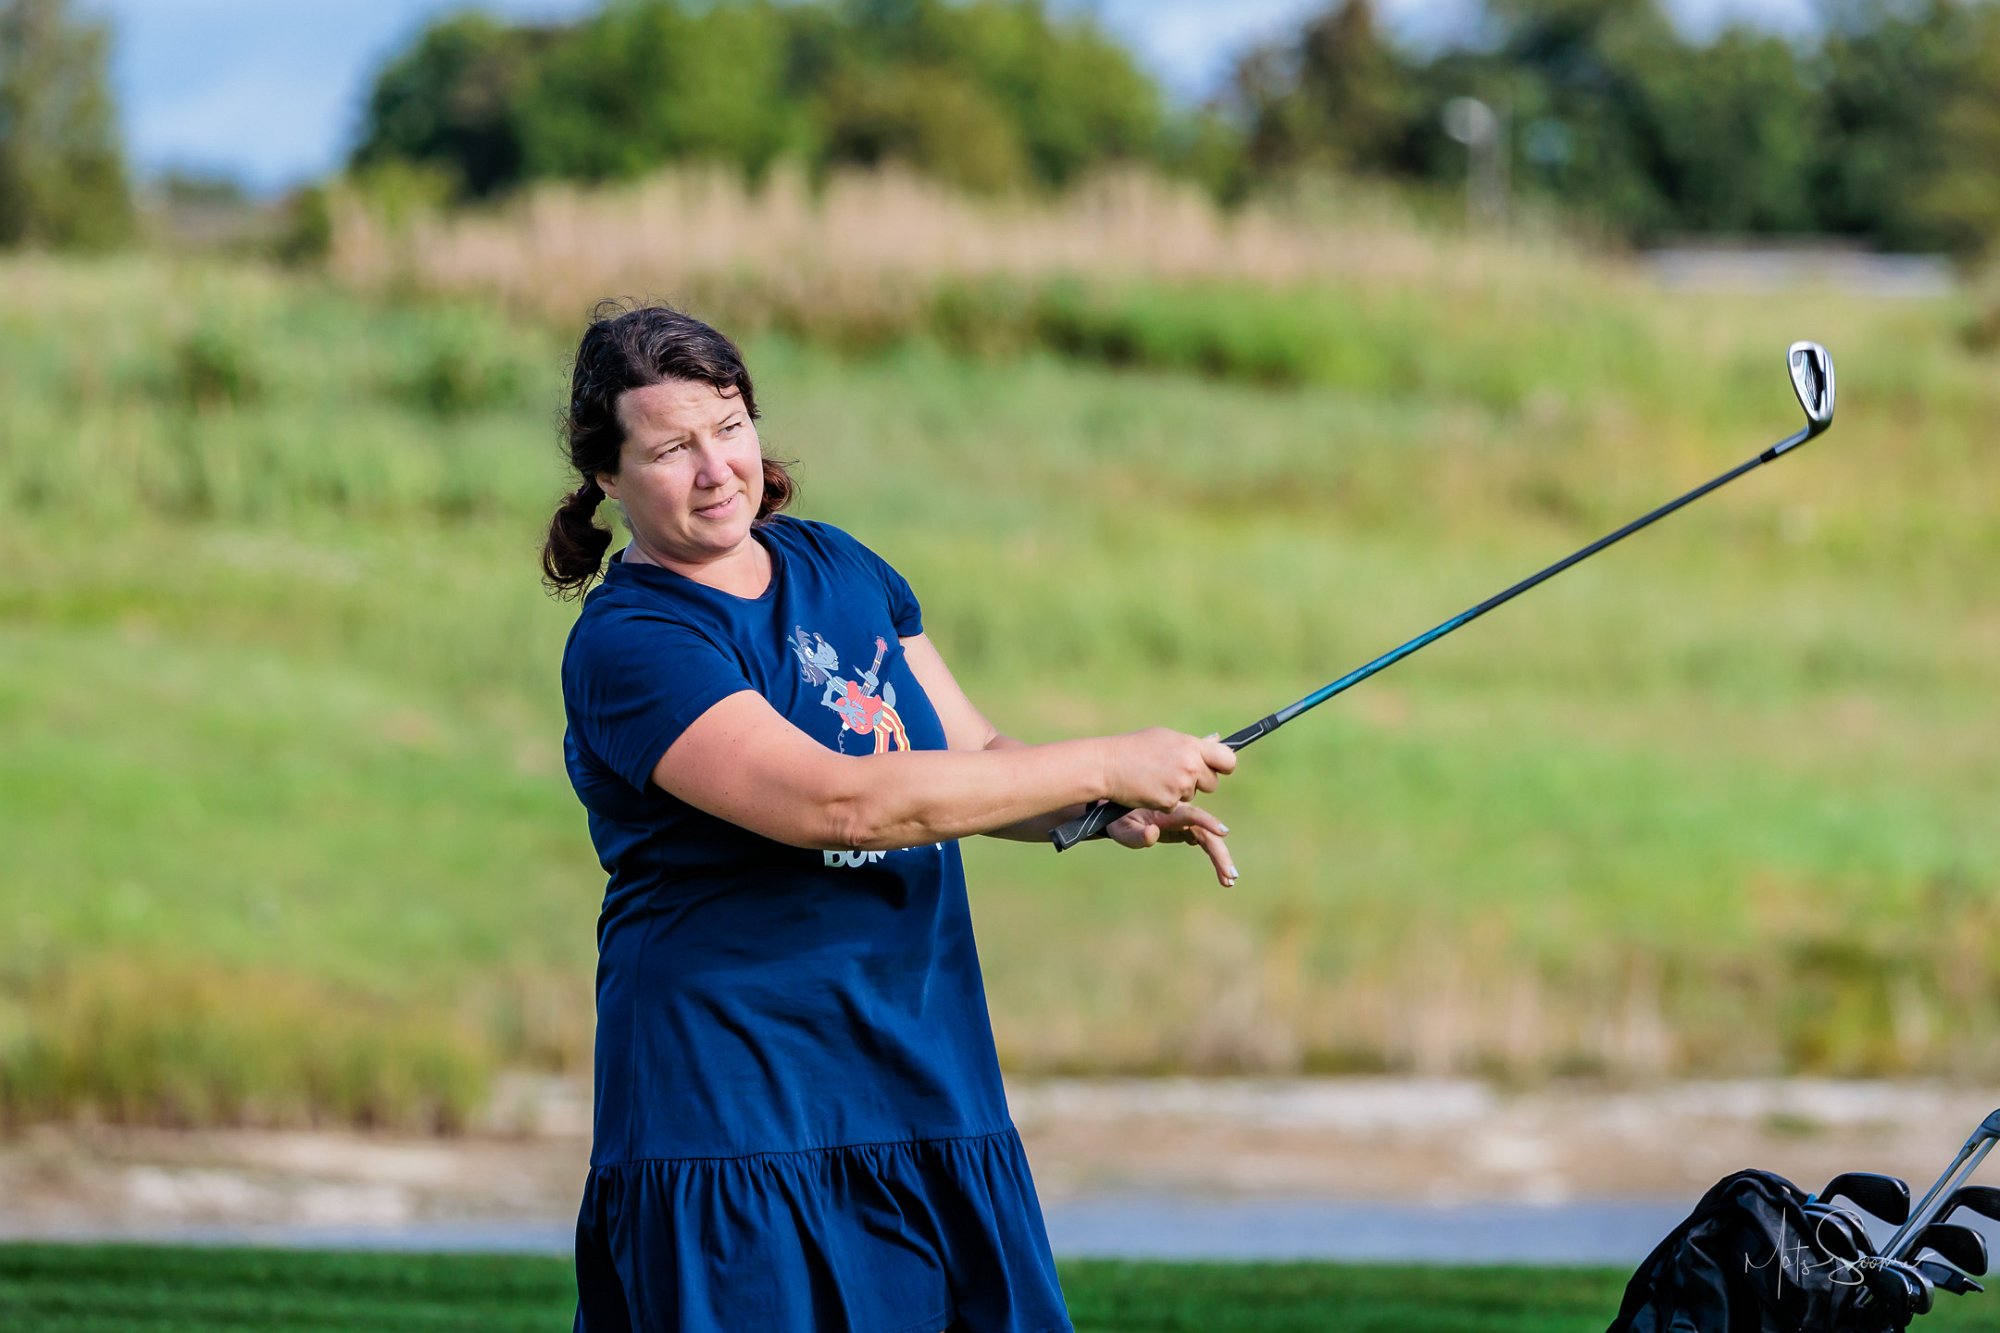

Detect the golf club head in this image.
[1916,1258,1985,1296]
[1862,1257,1935,1319]
[1823,1171,1912,1225]
[1944,1184,2000,1223]
[1804,1203,1866,1262]
[1919,1221,1989,1276]
[1788,341,1835,434]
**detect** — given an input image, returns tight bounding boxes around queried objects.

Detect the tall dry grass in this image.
[330,165,1622,328]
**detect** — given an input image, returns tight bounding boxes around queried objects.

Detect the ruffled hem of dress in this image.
[574,1125,1071,1333]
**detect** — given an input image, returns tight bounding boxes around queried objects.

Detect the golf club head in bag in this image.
[1804,1203,1867,1262]
[1819,1173,1912,1227]
[1941,1184,2000,1224]
[1915,1222,1988,1277]
[1914,1259,1983,1297]
[1859,1259,1935,1324]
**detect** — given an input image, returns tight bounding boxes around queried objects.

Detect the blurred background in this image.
[1,0,1998,1262]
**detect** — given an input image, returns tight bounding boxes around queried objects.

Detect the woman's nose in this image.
[692,441,731,488]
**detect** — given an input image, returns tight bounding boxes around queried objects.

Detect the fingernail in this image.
[1204,732,1219,741]
[1226,865,1239,879]
[1218,824,1230,835]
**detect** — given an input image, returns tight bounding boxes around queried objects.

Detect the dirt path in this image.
[4,1077,1994,1240]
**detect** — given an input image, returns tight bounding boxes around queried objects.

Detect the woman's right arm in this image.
[650,691,1235,852]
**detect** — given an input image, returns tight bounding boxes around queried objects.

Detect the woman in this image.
[542,303,1238,1333]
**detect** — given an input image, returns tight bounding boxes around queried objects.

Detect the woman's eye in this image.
[722,421,741,435]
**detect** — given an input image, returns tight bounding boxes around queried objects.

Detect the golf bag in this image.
[1608,1170,1922,1333]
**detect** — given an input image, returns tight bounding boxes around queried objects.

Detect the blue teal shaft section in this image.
[1050,423,1816,852]
[1270,440,1794,725]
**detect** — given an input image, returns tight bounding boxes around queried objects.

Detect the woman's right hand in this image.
[1100,728,1237,813]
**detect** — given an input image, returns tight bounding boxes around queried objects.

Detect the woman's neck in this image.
[626,530,772,598]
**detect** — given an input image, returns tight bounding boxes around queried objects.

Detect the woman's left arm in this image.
[900,634,1238,886]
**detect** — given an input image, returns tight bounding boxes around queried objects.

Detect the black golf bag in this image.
[1608,1170,1925,1333]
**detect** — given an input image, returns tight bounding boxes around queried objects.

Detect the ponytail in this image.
[540,477,613,599]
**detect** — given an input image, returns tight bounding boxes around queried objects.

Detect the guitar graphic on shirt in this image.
[788,628,910,754]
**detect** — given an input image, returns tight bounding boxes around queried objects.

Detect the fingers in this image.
[1189,825,1239,888]
[1199,733,1238,777]
[1104,809,1160,850]
[1138,803,1239,887]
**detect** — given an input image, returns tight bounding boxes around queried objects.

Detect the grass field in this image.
[6,1243,1994,1332]
[0,1243,1641,1332]
[1,234,1997,1127]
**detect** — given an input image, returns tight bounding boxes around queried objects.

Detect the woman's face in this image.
[599,378,763,567]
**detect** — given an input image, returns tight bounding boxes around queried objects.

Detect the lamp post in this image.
[1443,95,1508,229]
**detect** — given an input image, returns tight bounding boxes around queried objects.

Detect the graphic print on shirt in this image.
[789,626,911,754]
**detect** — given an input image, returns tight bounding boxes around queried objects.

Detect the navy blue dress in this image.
[561,516,1071,1333]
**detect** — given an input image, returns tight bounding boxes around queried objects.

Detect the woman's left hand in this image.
[1106,803,1237,887]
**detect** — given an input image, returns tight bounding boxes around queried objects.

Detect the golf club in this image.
[1917,1258,1985,1297]
[1817,1171,1911,1226]
[1804,1202,1867,1262]
[1051,340,1838,851]
[1887,1109,2000,1261]
[1859,1257,1935,1319]
[1915,1222,1989,1276]
[1940,1184,2000,1225]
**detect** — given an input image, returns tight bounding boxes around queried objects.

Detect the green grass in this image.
[0,1243,1646,1332]
[7,1243,1994,1332]
[1,252,1998,1126]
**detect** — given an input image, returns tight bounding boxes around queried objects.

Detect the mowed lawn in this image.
[8,1243,1995,1332]
[0,1243,1643,1332]
[2,255,1998,1127]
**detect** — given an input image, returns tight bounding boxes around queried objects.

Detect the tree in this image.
[1816,0,2000,256]
[0,0,130,248]
[351,12,553,199]
[512,0,808,185]
[1632,25,1818,234]
[1236,0,1417,177]
[351,0,1167,198]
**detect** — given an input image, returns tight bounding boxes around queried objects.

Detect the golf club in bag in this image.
[1609,1111,1999,1332]
[1051,341,1836,851]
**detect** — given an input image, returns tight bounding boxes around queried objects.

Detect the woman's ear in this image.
[596,472,619,501]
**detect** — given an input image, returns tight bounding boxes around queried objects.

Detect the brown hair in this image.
[541,301,796,599]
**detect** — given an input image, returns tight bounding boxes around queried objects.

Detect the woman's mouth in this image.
[693,493,739,520]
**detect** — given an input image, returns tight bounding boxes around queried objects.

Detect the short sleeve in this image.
[838,530,922,637]
[564,611,753,793]
[880,559,922,638]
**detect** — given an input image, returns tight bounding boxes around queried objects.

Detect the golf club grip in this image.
[1048,799,1129,851]
[1047,718,1276,852]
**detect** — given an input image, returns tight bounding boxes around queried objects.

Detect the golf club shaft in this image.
[1050,423,1816,851]
[1891,1136,2000,1260]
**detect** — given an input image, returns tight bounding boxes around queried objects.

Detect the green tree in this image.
[822,0,1161,189]
[1631,24,1818,233]
[351,12,552,199]
[816,62,1029,191]
[1482,0,1681,237]
[1237,0,1416,177]
[513,0,807,184]
[0,0,130,247]
[1817,0,2000,256]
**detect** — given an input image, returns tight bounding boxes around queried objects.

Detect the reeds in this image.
[329,164,1616,340]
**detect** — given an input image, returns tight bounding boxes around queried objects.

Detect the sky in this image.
[92,0,1819,195]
